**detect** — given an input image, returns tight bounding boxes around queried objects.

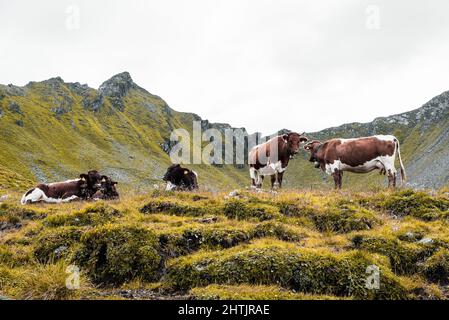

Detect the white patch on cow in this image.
[258,161,284,176]
[325,155,397,175]
[165,182,177,191]
[373,134,396,142]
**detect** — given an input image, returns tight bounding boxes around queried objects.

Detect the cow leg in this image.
[277,171,284,188]
[249,167,258,188]
[338,171,343,189]
[270,174,277,189]
[259,176,264,188]
[387,169,396,188]
[332,169,342,189]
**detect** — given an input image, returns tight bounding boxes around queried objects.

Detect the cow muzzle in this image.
[314,161,320,169]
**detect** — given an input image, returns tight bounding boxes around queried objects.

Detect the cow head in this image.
[163,164,180,182]
[282,132,308,155]
[99,175,119,200]
[304,140,322,168]
[80,170,102,197]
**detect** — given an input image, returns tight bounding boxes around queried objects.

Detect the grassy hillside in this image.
[0,72,448,192]
[1,188,448,300]
[0,73,250,191]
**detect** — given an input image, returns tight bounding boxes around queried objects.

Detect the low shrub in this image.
[74,225,162,285]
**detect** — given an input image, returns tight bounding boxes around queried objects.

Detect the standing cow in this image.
[249,132,308,189]
[304,135,406,189]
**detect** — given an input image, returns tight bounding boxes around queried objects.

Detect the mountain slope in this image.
[0,72,250,191]
[0,72,448,191]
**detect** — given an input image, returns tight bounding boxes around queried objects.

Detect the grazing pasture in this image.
[0,188,448,300]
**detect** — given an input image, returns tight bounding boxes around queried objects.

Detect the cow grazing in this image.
[163,164,198,191]
[249,132,308,189]
[304,135,406,189]
[94,175,119,200]
[20,170,102,205]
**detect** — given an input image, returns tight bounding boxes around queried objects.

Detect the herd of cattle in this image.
[19,133,406,205]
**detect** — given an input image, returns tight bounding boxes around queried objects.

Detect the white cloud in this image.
[1,0,448,134]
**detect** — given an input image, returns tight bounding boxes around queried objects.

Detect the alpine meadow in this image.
[1,72,448,300]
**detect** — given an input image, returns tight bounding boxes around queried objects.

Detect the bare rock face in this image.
[98,72,137,111]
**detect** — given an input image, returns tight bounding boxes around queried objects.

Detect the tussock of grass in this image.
[190,284,348,300]
[44,203,121,227]
[1,189,449,300]
[166,240,407,299]
[363,189,449,221]
[33,226,83,263]
[422,249,449,284]
[74,224,161,285]
[351,234,438,275]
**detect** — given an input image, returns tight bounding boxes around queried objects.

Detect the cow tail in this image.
[396,139,407,185]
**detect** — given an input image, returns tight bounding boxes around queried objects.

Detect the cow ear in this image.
[184,170,189,175]
[300,136,309,143]
[80,174,88,181]
[112,181,118,185]
[282,134,288,142]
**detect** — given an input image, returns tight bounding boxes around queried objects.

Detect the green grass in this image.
[0,189,448,300]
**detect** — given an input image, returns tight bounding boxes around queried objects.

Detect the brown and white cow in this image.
[20,170,102,204]
[304,135,406,189]
[249,132,308,188]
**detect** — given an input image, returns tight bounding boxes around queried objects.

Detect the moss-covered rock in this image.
[166,242,407,299]
[44,203,121,227]
[422,249,449,284]
[74,225,161,285]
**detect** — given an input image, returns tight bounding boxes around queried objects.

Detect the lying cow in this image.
[304,135,406,189]
[249,132,308,188]
[163,164,198,191]
[93,175,119,200]
[20,170,102,205]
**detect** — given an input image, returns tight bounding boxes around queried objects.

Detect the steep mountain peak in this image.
[98,72,136,97]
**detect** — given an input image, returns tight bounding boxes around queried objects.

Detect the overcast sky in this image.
[1,0,449,134]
